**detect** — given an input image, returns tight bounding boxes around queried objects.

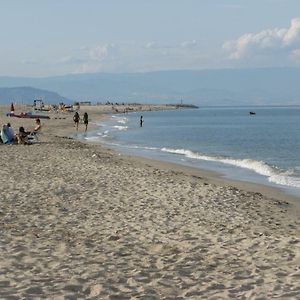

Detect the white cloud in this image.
[144,42,157,49]
[291,49,300,60]
[61,43,119,73]
[21,58,40,65]
[144,41,175,50]
[223,18,300,60]
[73,63,103,74]
[79,46,89,51]
[68,43,120,73]
[283,18,300,46]
[181,40,197,48]
[88,43,116,62]
[57,56,85,64]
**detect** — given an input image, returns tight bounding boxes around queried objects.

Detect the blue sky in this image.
[0,0,300,76]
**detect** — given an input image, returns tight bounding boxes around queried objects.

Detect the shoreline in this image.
[119,153,300,217]
[76,124,300,217]
[1,104,300,298]
[74,106,300,214]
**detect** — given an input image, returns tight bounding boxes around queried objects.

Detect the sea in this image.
[79,106,300,197]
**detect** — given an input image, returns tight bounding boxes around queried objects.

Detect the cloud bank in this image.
[61,41,204,74]
[59,44,118,73]
[223,18,300,61]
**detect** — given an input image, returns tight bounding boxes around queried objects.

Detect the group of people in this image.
[0,118,42,145]
[73,111,89,131]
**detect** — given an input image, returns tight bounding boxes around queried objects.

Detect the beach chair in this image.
[30,131,42,142]
[28,126,43,142]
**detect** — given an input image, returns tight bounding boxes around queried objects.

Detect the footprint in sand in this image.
[88,284,102,297]
[53,242,67,256]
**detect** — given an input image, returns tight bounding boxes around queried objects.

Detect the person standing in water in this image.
[140,115,144,127]
[83,112,89,132]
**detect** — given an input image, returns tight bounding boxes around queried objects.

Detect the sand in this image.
[0,104,300,299]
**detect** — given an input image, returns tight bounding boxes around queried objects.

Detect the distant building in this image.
[79,101,92,106]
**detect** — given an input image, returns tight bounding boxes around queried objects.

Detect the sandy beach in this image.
[0,104,300,299]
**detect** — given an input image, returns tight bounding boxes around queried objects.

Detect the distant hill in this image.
[0,86,70,105]
[0,68,299,106]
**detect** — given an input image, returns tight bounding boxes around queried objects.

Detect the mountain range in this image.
[0,68,299,106]
[0,86,70,105]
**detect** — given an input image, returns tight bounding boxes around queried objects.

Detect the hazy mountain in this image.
[0,86,70,105]
[0,68,299,106]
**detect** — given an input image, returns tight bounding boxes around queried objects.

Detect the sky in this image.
[0,0,300,77]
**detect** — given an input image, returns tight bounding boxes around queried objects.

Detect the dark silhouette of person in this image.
[83,112,89,132]
[10,102,15,114]
[140,115,144,127]
[73,112,80,130]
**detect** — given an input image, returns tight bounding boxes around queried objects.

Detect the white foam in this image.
[84,136,100,141]
[97,130,109,136]
[161,147,300,188]
[113,125,128,131]
[130,145,159,151]
[117,118,128,124]
[268,173,300,188]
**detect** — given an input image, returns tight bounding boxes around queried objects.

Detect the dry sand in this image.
[0,104,300,299]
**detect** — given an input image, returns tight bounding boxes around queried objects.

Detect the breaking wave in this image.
[113,125,128,131]
[161,148,300,188]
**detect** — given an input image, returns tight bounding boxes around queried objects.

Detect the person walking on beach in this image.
[83,112,89,132]
[140,115,144,127]
[73,111,80,130]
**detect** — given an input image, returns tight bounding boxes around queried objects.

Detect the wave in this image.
[117,118,128,124]
[161,148,300,188]
[130,145,159,151]
[113,125,128,131]
[96,130,109,136]
[84,136,100,141]
[111,115,128,122]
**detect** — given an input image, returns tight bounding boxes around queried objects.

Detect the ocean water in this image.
[82,107,300,197]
